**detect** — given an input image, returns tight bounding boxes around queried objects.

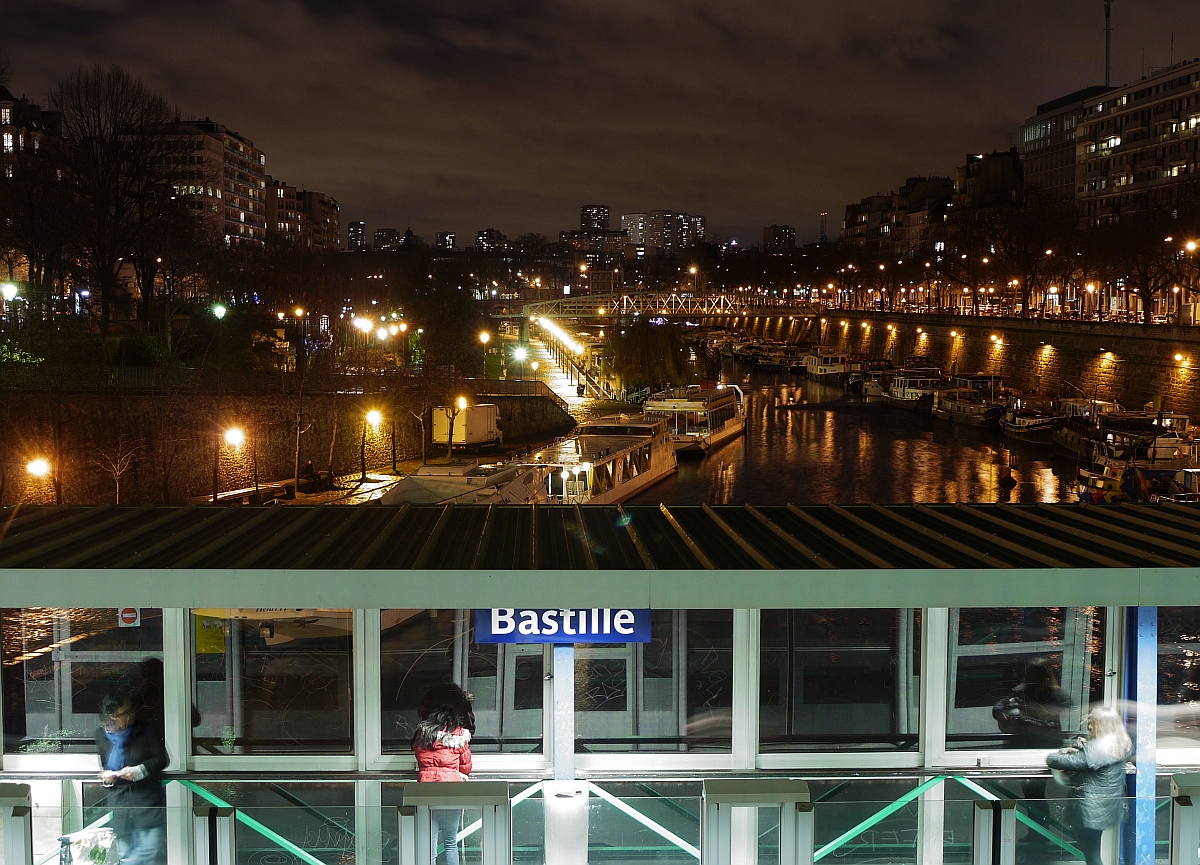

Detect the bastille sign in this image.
[474,608,652,643]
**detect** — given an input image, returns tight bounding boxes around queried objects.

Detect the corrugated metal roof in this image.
[1,501,1199,570]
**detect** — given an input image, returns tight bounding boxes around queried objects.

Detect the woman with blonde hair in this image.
[1046,706,1132,865]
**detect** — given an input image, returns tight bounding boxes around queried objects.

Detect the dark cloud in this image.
[5,0,1200,242]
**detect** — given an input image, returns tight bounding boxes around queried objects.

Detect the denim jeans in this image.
[118,824,166,865]
[431,809,463,865]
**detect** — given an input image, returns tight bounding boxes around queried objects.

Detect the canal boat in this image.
[380,461,549,505]
[882,366,942,413]
[523,413,678,503]
[643,384,746,455]
[1051,398,1124,455]
[804,347,851,382]
[999,394,1056,443]
[932,374,1007,427]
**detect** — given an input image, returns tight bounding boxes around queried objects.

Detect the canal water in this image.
[628,364,1079,505]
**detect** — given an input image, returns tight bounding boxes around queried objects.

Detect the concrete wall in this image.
[710,313,1200,417]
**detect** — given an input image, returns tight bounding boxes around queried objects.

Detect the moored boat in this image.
[643,384,746,455]
[999,394,1056,443]
[932,374,1007,427]
[882,366,942,413]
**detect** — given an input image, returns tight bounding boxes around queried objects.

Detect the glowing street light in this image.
[366,409,383,427]
[399,322,408,333]
[376,327,389,340]
[294,307,305,318]
[26,458,50,478]
[224,427,245,447]
[479,332,490,345]
[457,396,468,411]
[353,317,373,333]
[212,304,227,320]
[513,347,527,361]
[1,283,18,302]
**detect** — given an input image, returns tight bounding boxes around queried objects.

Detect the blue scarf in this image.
[103,727,132,771]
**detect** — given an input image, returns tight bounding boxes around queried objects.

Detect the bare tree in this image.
[49,66,181,331]
[94,436,141,504]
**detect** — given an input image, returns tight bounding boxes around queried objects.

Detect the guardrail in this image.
[463,377,571,412]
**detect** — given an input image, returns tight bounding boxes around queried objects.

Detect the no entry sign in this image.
[118,607,141,628]
[474,608,652,643]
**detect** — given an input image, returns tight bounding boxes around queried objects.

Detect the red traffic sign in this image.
[118,608,141,627]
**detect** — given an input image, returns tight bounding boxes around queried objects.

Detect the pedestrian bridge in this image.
[512,292,822,319]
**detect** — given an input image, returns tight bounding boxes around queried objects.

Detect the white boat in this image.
[882,367,942,413]
[1052,398,1125,456]
[932,374,1007,427]
[643,384,746,455]
[999,394,1056,443]
[804,348,850,381]
[527,414,678,503]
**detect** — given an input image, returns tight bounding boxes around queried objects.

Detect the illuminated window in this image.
[2,133,12,154]
[0,107,9,123]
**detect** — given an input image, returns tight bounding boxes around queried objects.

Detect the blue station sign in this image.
[474,608,652,644]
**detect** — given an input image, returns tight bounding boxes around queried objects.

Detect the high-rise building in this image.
[1075,58,1200,220]
[436,232,456,250]
[620,213,646,245]
[476,228,507,251]
[374,228,401,252]
[645,211,677,253]
[580,205,610,232]
[1020,85,1112,196]
[763,225,796,250]
[266,178,301,246]
[174,119,266,248]
[686,215,706,246]
[348,221,368,251]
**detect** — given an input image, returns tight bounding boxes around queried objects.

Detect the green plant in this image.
[0,339,43,364]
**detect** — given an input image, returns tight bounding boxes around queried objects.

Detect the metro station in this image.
[2,501,1200,865]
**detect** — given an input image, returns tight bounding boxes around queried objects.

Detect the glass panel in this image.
[381,610,543,754]
[811,780,924,864]
[946,607,1105,750]
[1158,606,1200,747]
[575,610,733,752]
[759,609,921,751]
[191,609,353,754]
[188,782,354,865]
[2,608,164,753]
[586,781,701,864]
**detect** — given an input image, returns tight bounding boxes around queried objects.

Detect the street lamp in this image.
[360,409,383,482]
[224,427,245,447]
[513,346,527,379]
[212,304,227,320]
[1,283,18,302]
[531,360,539,379]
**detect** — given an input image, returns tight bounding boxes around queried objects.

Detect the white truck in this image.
[432,403,503,449]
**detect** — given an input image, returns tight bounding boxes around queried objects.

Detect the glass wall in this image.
[945,608,1105,750]
[380,609,543,754]
[1159,606,1200,748]
[575,609,734,752]
[191,609,353,754]
[759,609,920,751]
[1,608,163,754]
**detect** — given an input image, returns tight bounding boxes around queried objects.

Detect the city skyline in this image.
[5,1,1200,245]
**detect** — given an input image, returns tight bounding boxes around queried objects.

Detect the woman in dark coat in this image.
[992,658,1073,749]
[95,692,170,865]
[1046,706,1132,865]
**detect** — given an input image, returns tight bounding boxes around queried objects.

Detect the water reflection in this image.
[632,367,1076,505]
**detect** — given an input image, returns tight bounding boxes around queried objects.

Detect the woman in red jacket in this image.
[413,686,474,865]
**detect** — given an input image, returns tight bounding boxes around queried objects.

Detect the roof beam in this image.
[292,504,375,568]
[529,504,539,570]
[350,503,410,568]
[744,505,833,568]
[1099,503,1200,543]
[659,504,715,569]
[0,506,115,557]
[111,507,243,568]
[1009,503,1187,567]
[1114,502,1200,535]
[786,504,894,568]
[574,505,598,570]
[52,506,196,568]
[411,504,455,569]
[174,507,281,569]
[232,505,328,569]
[0,506,153,568]
[913,505,1071,568]
[831,505,954,568]
[703,504,775,569]
[1039,503,1200,564]
[955,505,1124,568]
[471,505,496,570]
[617,504,656,569]
[869,504,1012,568]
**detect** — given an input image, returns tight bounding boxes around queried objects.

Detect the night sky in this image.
[5,1,1200,243]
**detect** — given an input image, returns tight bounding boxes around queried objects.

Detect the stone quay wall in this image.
[708,313,1200,418]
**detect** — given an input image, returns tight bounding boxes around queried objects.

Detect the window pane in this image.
[381,610,542,754]
[575,609,733,752]
[2,608,163,754]
[191,609,353,755]
[1159,607,1200,747]
[759,609,920,751]
[946,607,1105,750]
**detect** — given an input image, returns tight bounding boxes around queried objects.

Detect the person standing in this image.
[95,691,170,865]
[413,685,474,865]
[1046,706,1132,865]
[993,658,1073,750]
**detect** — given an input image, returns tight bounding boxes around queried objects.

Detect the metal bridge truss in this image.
[516,293,820,319]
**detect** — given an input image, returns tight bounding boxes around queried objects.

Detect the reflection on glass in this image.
[574,610,734,752]
[1,608,163,754]
[1158,607,1200,747]
[946,608,1105,750]
[759,609,921,751]
[380,610,543,754]
[191,609,353,754]
[585,782,700,861]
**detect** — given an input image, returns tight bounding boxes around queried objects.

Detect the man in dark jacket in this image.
[95,692,170,865]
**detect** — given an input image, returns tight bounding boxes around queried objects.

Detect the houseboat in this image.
[932,374,1007,427]
[643,384,746,455]
[804,348,851,382]
[999,394,1056,443]
[882,366,942,413]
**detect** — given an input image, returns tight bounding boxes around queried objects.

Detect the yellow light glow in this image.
[1176,353,1185,362]
[376,328,389,340]
[457,397,468,410]
[950,330,957,337]
[294,307,305,317]
[224,428,245,447]
[479,332,490,344]
[366,410,383,426]
[389,324,399,335]
[399,322,408,333]
[26,458,50,478]
[354,317,372,333]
